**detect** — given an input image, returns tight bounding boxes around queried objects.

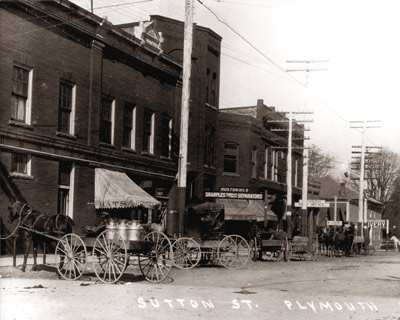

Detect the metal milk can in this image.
[127,220,144,241]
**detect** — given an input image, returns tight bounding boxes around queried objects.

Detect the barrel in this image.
[127,220,144,241]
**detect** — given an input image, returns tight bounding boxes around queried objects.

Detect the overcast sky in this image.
[72,0,400,173]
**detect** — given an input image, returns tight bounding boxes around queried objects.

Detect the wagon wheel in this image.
[217,235,250,269]
[55,233,87,281]
[172,237,201,269]
[92,230,128,284]
[138,231,173,282]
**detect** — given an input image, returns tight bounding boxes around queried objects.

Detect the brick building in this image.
[0,0,221,253]
[118,15,221,204]
[214,99,304,232]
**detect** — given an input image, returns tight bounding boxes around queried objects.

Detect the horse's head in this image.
[8,201,30,224]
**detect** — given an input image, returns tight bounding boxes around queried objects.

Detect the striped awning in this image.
[95,168,160,209]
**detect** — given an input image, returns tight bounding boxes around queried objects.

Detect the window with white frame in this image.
[251,146,257,178]
[11,64,32,124]
[11,152,31,176]
[264,147,269,179]
[123,102,136,149]
[58,162,74,218]
[100,96,115,144]
[161,113,172,158]
[143,109,154,153]
[271,149,279,182]
[58,80,76,135]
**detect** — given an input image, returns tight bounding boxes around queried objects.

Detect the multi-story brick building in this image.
[118,15,221,204]
[214,99,304,233]
[0,0,221,253]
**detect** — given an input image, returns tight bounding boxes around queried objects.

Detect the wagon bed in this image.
[55,229,173,284]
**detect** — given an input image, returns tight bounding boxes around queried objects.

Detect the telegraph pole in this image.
[286,60,327,237]
[177,0,194,236]
[350,120,380,236]
[269,112,312,236]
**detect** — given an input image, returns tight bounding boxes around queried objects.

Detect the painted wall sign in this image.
[205,192,263,200]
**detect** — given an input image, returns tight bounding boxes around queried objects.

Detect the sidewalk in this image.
[0,254,57,267]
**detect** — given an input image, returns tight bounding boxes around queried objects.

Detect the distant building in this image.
[309,176,383,248]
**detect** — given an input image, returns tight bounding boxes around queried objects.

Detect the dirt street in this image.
[1,251,400,320]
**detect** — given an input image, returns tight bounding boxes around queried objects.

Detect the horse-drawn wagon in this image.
[7,201,173,284]
[287,236,317,261]
[171,202,251,269]
[248,226,290,262]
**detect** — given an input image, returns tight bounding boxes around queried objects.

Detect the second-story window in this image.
[123,102,136,149]
[211,72,217,107]
[143,109,154,153]
[100,96,115,145]
[206,68,210,104]
[251,146,257,178]
[58,80,76,135]
[264,147,269,179]
[11,65,32,124]
[223,142,239,174]
[161,114,172,158]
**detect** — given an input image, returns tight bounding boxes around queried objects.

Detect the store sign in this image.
[367,220,387,229]
[205,191,263,200]
[327,221,343,226]
[294,199,330,208]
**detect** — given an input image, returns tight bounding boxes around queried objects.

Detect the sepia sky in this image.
[72,0,400,173]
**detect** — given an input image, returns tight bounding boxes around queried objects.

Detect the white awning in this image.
[216,199,278,222]
[95,168,160,209]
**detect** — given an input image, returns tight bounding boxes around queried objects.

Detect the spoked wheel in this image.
[92,230,128,284]
[139,231,173,282]
[55,233,87,281]
[172,237,201,269]
[217,235,250,269]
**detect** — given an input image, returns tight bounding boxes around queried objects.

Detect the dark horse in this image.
[8,201,75,272]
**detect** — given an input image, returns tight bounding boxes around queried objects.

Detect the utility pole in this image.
[91,0,93,13]
[350,120,380,236]
[177,0,194,236]
[269,113,312,236]
[286,60,327,237]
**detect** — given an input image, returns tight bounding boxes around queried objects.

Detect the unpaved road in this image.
[1,251,400,320]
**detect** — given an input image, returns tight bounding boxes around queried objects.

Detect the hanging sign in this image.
[294,199,330,208]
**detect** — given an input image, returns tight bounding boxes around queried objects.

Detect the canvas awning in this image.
[216,199,278,222]
[95,168,161,209]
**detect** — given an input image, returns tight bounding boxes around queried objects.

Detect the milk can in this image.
[106,219,117,240]
[127,220,144,241]
[117,219,128,241]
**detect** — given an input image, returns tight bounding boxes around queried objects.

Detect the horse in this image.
[390,236,400,252]
[8,201,75,272]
